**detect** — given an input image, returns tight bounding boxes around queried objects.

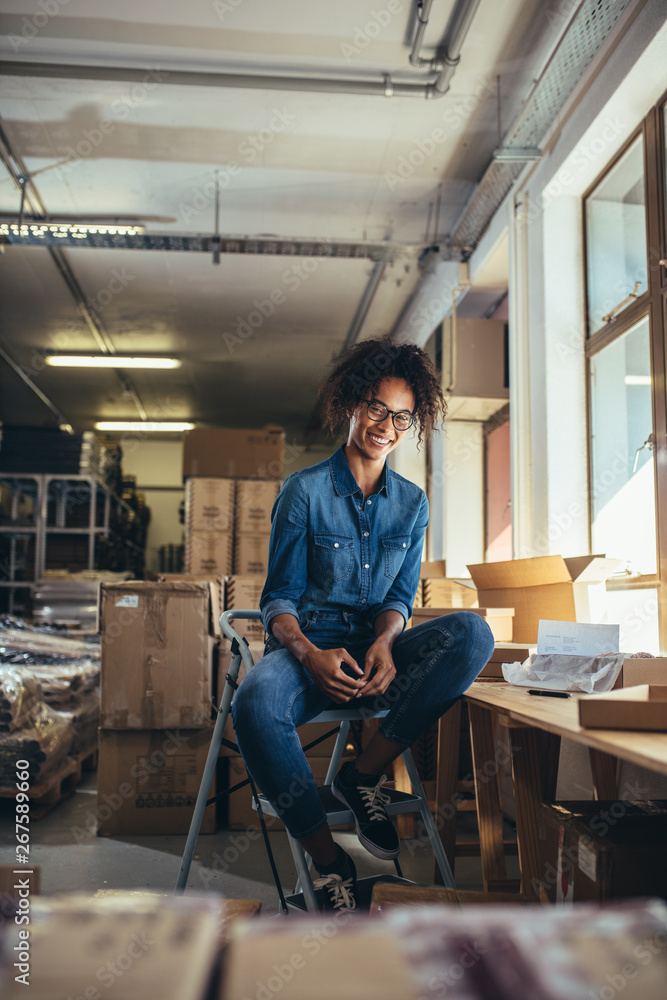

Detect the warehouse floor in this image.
[0,769,520,912]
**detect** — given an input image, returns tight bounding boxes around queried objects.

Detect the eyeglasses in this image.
[362,399,416,432]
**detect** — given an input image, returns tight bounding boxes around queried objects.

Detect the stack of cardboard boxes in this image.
[97,580,218,835]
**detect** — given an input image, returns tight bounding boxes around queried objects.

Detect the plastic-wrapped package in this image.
[0,666,74,786]
[502,652,625,693]
[27,660,100,709]
[0,668,42,732]
[0,616,100,664]
[54,689,100,756]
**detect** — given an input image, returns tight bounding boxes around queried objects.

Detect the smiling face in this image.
[346,376,416,463]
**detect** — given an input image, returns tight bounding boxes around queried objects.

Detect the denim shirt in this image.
[260,443,428,633]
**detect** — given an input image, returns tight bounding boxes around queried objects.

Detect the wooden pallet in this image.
[0,756,81,820]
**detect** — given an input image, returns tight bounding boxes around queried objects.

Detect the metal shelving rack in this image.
[0,473,143,614]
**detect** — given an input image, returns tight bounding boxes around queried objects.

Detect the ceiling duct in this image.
[451,0,636,252]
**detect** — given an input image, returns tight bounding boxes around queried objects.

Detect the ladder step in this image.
[253,785,424,825]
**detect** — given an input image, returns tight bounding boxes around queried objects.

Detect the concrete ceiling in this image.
[0,0,561,441]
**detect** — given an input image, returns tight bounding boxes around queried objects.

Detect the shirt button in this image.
[361,599,366,603]
[367,500,372,505]
[402,543,406,548]
[364,563,369,569]
[363,532,369,537]
[334,543,339,548]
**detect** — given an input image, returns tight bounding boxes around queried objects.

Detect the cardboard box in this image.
[185,530,233,575]
[420,559,447,578]
[579,685,667,731]
[97,728,216,835]
[481,642,535,678]
[234,533,270,576]
[236,479,280,534]
[100,581,213,729]
[468,556,577,643]
[223,576,265,641]
[222,921,415,1000]
[620,657,667,687]
[563,555,622,622]
[538,800,667,903]
[411,606,515,643]
[159,573,224,638]
[422,577,478,609]
[185,478,235,533]
[183,426,284,480]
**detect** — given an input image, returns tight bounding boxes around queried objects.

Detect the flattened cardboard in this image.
[185,478,235,533]
[579,684,667,731]
[411,606,514,643]
[468,556,576,643]
[422,577,479,609]
[233,533,270,576]
[185,530,233,575]
[97,727,216,835]
[100,581,212,730]
[183,426,284,480]
[235,479,280,534]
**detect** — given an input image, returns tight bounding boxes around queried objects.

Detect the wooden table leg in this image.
[589,748,618,800]
[433,701,461,884]
[508,726,560,901]
[468,703,507,891]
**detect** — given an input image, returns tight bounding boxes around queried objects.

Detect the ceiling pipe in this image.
[0,338,70,427]
[0,0,482,101]
[409,0,443,70]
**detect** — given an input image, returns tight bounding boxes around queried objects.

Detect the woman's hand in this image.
[303,647,366,703]
[359,637,396,697]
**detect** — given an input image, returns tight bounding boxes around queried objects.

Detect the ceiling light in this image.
[46,356,181,369]
[95,422,195,432]
[624,375,651,386]
[492,147,542,162]
[0,222,146,238]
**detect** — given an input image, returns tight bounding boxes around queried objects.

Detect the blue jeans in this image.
[231,609,494,839]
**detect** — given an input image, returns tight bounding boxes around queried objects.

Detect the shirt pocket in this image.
[313,533,354,584]
[381,534,411,579]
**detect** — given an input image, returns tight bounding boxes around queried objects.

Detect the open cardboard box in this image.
[411,606,514,643]
[467,555,620,644]
[579,685,667,731]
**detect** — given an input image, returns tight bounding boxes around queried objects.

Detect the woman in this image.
[232,337,494,911]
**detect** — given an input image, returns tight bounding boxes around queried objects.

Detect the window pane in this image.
[590,317,656,574]
[585,137,646,336]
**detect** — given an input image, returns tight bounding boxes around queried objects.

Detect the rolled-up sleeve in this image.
[373,492,428,628]
[260,475,309,633]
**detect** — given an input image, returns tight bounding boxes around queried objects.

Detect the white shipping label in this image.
[115,594,139,607]
[577,838,597,882]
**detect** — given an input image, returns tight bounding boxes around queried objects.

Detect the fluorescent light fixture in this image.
[47,356,181,369]
[492,147,542,162]
[624,375,651,386]
[0,222,145,239]
[95,421,195,432]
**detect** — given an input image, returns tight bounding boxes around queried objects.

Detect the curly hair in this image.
[319,337,446,448]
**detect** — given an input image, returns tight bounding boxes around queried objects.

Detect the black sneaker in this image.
[312,872,357,912]
[332,760,400,861]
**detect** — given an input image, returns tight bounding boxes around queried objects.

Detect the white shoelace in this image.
[313,873,356,911]
[358,774,391,822]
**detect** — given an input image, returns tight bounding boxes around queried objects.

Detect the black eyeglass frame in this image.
[362,398,416,431]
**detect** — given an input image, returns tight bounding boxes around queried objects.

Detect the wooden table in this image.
[434,681,667,901]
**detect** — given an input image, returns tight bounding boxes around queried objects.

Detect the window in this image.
[589,317,656,574]
[585,136,647,336]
